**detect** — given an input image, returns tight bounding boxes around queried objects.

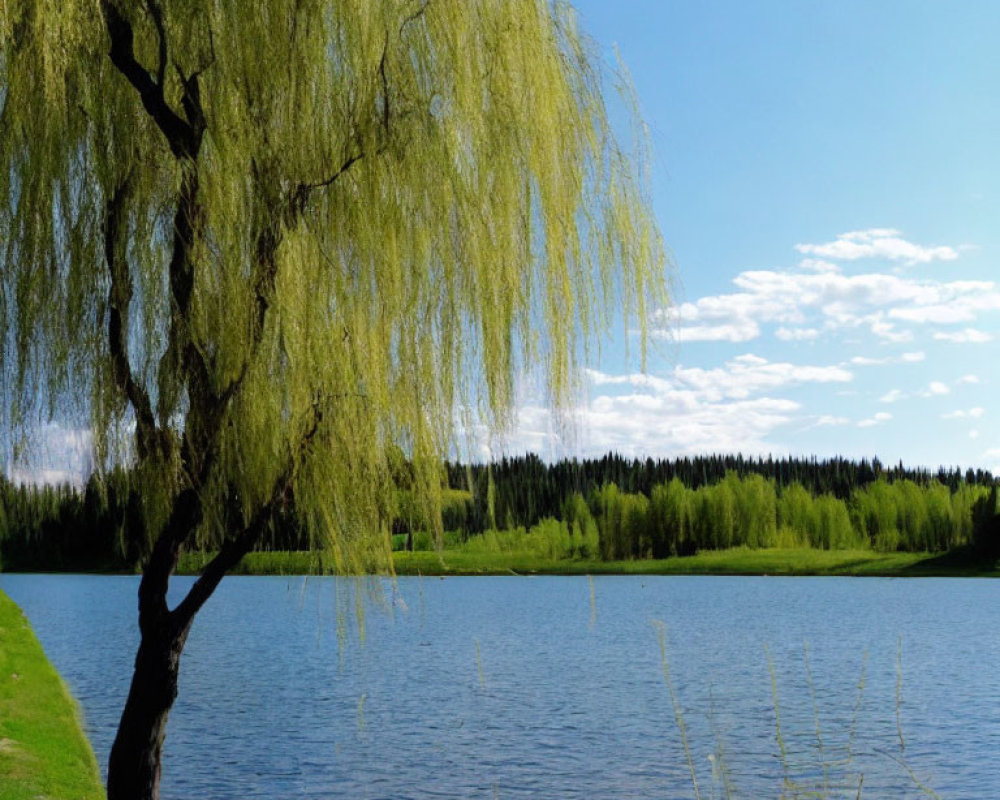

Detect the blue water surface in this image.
[1,573,996,799]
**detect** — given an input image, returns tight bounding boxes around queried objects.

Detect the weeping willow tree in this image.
[1,1,665,796]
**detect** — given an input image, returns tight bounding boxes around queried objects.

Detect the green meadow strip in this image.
[0,590,104,800]
[176,546,998,577]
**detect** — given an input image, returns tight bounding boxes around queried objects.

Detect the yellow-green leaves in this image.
[1,0,665,571]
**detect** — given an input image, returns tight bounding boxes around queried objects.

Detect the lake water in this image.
[1,574,996,799]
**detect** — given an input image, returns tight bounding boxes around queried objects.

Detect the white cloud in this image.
[942,407,986,420]
[795,229,961,265]
[851,356,890,366]
[933,329,993,344]
[653,253,998,348]
[982,448,1000,475]
[664,321,761,343]
[7,467,85,486]
[889,305,977,324]
[816,415,851,426]
[655,293,784,344]
[798,258,841,273]
[523,226,1000,462]
[851,350,927,367]
[6,423,93,487]
[922,381,951,397]
[670,354,852,401]
[775,327,820,341]
[869,317,913,343]
[970,430,981,440]
[841,228,904,240]
[506,356,856,458]
[957,374,981,384]
[851,352,923,366]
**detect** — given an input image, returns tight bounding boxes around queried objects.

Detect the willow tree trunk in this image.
[104,489,202,800]
[104,486,269,800]
[106,609,191,800]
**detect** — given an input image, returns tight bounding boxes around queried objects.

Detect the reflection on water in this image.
[1,573,997,799]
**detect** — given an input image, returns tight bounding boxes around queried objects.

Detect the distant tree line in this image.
[2,453,999,570]
[0,470,310,571]
[440,454,1000,561]
[0,471,127,570]
[569,474,997,558]
[444,452,996,530]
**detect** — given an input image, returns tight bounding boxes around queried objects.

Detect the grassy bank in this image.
[0,591,104,800]
[175,546,999,577]
[392,547,999,576]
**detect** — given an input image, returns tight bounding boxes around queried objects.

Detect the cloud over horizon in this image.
[504,228,999,469]
[654,232,997,348]
[794,228,961,265]
[503,354,855,459]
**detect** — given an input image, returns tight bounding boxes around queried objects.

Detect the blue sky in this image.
[509,0,1000,471]
[10,2,1000,482]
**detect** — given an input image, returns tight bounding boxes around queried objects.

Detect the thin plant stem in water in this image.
[764,645,793,797]
[354,578,366,645]
[356,692,367,735]
[588,574,597,629]
[475,638,487,689]
[707,685,735,800]
[802,641,830,795]
[417,570,426,628]
[653,619,701,800]
[877,749,941,800]
[895,636,905,755]
[845,651,868,765]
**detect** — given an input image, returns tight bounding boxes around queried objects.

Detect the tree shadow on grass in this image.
[897,547,998,577]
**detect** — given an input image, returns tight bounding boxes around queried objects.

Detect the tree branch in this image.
[379,33,390,134]
[171,401,327,627]
[400,0,433,35]
[175,65,207,145]
[104,175,158,459]
[169,502,267,628]
[138,487,202,634]
[216,148,365,405]
[144,0,168,91]
[101,1,195,159]
[102,1,212,451]
[295,151,366,204]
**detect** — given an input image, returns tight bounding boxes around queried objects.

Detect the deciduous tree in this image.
[0,1,664,796]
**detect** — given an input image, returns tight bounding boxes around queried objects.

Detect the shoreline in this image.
[4,548,995,579]
[0,590,104,800]
[180,547,998,578]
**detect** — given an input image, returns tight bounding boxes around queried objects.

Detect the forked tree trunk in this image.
[104,486,203,800]
[106,611,191,800]
[104,488,269,800]
[104,491,201,800]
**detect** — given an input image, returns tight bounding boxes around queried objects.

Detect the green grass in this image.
[391,547,993,576]
[0,590,104,800]
[177,550,339,575]
[176,546,999,577]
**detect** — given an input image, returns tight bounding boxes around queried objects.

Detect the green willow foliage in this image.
[0,1,665,571]
[587,474,988,557]
[443,472,993,560]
